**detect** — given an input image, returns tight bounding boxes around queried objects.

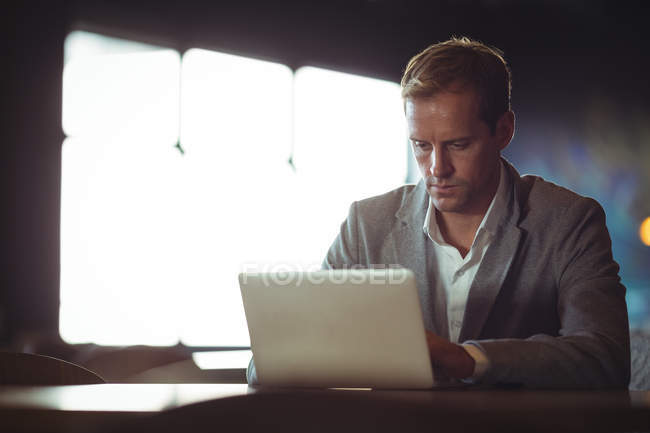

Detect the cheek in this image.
[453,152,485,183]
[415,153,432,174]
[464,148,498,184]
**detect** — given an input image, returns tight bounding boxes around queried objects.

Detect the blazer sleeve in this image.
[246,356,258,385]
[467,198,631,389]
[322,201,360,269]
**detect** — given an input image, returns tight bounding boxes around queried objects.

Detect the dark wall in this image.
[2,0,649,347]
[2,2,68,345]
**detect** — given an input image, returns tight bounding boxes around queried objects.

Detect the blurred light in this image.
[640,217,650,246]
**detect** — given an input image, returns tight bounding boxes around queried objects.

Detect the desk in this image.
[0,384,250,433]
[0,384,649,433]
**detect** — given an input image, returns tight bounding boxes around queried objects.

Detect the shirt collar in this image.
[423,159,508,246]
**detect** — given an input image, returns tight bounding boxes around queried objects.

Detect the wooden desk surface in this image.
[0,384,648,433]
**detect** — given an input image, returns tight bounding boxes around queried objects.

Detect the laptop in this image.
[238,268,435,389]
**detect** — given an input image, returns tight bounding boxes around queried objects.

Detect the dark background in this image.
[2,0,649,361]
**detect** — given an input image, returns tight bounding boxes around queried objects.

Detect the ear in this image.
[495,110,515,151]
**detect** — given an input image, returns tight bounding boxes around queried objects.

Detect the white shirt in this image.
[422,160,508,380]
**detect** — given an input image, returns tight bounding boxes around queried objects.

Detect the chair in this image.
[0,351,105,385]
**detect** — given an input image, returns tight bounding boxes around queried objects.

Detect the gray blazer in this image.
[321,158,630,389]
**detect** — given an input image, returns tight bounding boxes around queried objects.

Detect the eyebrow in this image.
[409,136,473,144]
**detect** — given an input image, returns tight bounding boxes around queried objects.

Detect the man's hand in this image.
[425,330,475,379]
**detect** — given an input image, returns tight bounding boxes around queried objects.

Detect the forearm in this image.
[468,333,630,389]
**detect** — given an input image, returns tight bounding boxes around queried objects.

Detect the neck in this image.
[436,163,501,257]
[436,210,484,258]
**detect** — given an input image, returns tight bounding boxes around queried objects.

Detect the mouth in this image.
[428,184,459,196]
[429,184,457,190]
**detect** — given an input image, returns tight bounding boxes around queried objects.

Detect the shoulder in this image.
[326,183,422,266]
[351,183,420,224]
[516,174,604,227]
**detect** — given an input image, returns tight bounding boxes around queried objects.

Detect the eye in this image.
[449,141,469,150]
[413,141,431,151]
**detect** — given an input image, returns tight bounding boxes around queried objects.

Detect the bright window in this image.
[60,31,408,347]
[293,66,407,260]
[60,32,182,346]
[176,49,294,346]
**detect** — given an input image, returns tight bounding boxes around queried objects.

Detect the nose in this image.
[429,145,453,179]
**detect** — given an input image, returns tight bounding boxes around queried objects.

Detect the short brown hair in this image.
[401,36,511,133]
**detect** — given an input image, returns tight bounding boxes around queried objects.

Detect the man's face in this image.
[405,88,511,216]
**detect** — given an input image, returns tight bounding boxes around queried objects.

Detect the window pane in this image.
[60,136,185,345]
[292,66,408,261]
[180,49,293,159]
[60,31,181,345]
[60,36,409,348]
[62,31,180,142]
[177,49,294,346]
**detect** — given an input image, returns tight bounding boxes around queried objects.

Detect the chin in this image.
[432,198,465,214]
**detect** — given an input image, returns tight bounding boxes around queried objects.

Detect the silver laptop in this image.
[239,268,434,389]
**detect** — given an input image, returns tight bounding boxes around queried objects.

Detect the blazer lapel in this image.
[458,160,524,342]
[391,181,449,337]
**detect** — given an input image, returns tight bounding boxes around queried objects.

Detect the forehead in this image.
[405,89,483,137]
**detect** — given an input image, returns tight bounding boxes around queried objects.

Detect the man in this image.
[248,37,630,388]
[323,37,629,388]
